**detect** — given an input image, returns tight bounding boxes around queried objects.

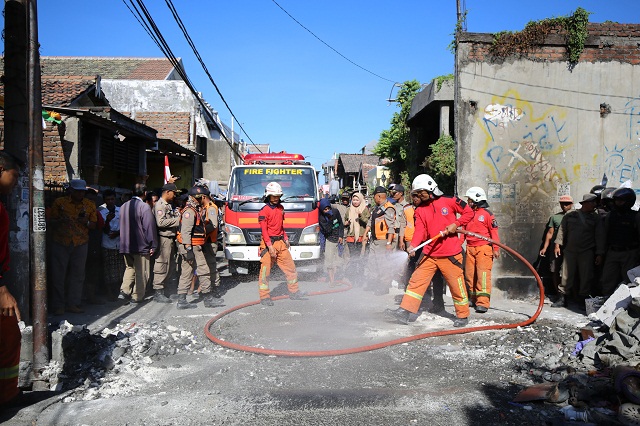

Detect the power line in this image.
[122,0,245,159]
[270,0,396,83]
[164,0,262,153]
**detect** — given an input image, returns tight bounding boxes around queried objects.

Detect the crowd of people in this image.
[46,177,226,314]
[319,174,502,328]
[538,185,640,309]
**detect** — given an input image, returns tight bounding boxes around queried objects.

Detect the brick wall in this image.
[460,23,640,65]
[135,111,191,145]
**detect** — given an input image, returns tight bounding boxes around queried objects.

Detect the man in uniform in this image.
[151,183,180,303]
[362,186,396,295]
[257,182,306,306]
[176,185,224,309]
[386,174,473,327]
[201,188,223,298]
[599,188,640,297]
[552,193,604,308]
[390,184,408,250]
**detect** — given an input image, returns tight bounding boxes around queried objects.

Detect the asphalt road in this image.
[3,262,588,426]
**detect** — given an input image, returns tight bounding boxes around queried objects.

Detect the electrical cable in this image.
[204,229,545,357]
[123,0,245,159]
[270,0,396,83]
[164,0,262,154]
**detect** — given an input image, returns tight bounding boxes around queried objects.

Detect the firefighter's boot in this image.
[153,289,171,304]
[176,294,197,310]
[203,293,225,308]
[260,298,274,306]
[289,291,308,300]
[385,307,411,325]
[453,317,469,328]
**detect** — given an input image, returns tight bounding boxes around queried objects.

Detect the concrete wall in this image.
[456,24,640,282]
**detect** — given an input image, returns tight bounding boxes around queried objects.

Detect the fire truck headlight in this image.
[300,223,319,245]
[224,224,246,245]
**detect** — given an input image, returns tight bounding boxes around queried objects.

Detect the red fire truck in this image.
[224,152,321,274]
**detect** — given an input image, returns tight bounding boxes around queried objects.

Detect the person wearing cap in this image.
[552,193,604,308]
[390,184,409,250]
[98,189,125,301]
[151,183,180,304]
[386,174,474,327]
[462,187,500,313]
[362,186,396,295]
[539,194,574,299]
[175,185,225,309]
[49,179,98,315]
[257,182,305,305]
[119,184,158,305]
[599,187,640,297]
[201,185,223,298]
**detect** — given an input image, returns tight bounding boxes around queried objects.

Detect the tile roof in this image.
[40,57,178,80]
[41,76,96,106]
[338,154,380,173]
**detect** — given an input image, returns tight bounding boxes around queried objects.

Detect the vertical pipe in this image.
[27,0,49,389]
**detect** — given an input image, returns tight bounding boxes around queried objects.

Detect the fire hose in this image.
[204,229,544,357]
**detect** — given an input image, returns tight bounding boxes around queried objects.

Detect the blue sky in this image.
[36,1,640,172]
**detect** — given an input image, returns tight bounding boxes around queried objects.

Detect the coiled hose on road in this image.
[204,229,544,357]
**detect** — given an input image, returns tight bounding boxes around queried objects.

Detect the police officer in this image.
[151,183,180,303]
[176,185,224,309]
[390,184,408,250]
[201,190,223,298]
[362,186,396,295]
[600,188,640,296]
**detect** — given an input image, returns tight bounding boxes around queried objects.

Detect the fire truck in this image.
[224,152,321,274]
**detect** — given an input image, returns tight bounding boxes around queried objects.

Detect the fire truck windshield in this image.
[228,166,317,203]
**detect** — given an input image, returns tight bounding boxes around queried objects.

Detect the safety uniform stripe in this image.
[455,277,469,305]
[287,279,298,285]
[405,290,423,301]
[477,292,491,298]
[0,365,19,380]
[481,271,487,293]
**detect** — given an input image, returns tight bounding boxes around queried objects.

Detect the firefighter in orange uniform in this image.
[387,174,474,327]
[176,185,224,310]
[258,182,306,306]
[463,187,500,313]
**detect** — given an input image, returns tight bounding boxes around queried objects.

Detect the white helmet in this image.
[412,174,443,196]
[465,187,487,202]
[265,182,283,196]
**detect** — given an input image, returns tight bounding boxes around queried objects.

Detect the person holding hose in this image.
[463,187,500,313]
[386,174,474,327]
[257,182,306,306]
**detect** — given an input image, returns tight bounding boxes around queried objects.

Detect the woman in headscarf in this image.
[318,198,344,287]
[344,192,370,282]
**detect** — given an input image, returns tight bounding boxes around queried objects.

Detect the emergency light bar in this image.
[243,152,309,165]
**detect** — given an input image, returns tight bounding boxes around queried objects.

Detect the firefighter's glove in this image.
[268,245,277,258]
[407,245,416,257]
[184,248,195,262]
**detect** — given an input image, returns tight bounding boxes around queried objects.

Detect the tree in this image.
[373,80,421,181]
[423,133,456,194]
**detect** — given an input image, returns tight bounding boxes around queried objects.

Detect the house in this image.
[335,153,380,192]
[40,57,242,191]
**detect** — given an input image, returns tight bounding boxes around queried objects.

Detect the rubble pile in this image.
[45,320,210,401]
[502,294,640,425]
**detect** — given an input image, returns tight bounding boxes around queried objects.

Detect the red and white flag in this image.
[163,155,172,184]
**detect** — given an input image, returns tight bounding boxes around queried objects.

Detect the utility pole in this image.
[5,0,49,389]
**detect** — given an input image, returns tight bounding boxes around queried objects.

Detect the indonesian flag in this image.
[163,155,172,184]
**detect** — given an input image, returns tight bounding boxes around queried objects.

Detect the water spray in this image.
[204,229,544,357]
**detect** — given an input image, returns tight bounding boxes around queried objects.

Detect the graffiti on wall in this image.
[479,90,573,202]
[604,97,640,187]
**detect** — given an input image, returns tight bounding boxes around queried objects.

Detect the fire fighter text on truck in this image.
[224,152,321,274]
